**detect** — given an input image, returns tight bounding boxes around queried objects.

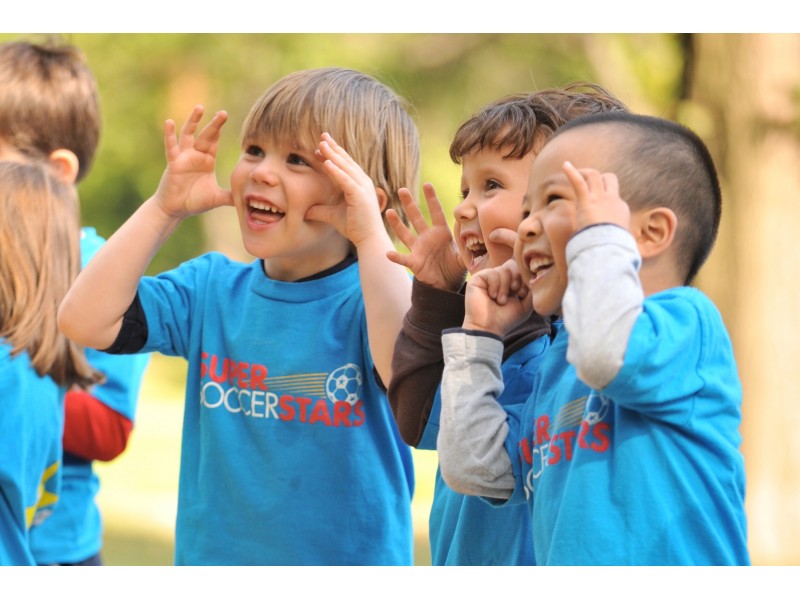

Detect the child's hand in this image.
[153,105,233,219]
[462,258,531,337]
[563,161,630,231]
[487,226,520,251]
[386,183,466,292]
[307,133,385,247]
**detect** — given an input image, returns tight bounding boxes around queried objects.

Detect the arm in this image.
[437,262,531,498]
[58,106,232,350]
[388,278,465,446]
[62,388,133,461]
[560,163,643,390]
[309,133,411,385]
[437,330,514,500]
[384,183,469,445]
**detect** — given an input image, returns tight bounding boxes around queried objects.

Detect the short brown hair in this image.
[0,39,101,182]
[449,82,628,164]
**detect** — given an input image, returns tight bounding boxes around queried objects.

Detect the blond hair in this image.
[0,160,103,387]
[241,67,420,240]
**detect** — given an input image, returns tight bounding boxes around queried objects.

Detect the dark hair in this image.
[449,82,628,164]
[555,112,722,285]
[0,39,101,182]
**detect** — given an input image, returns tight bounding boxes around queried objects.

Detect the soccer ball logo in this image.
[583,393,609,425]
[325,363,363,405]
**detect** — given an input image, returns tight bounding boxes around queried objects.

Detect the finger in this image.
[319,134,363,180]
[178,105,205,146]
[563,161,589,198]
[195,110,228,154]
[305,202,340,226]
[398,188,429,234]
[421,183,449,228]
[488,227,518,249]
[386,249,412,269]
[164,119,178,161]
[386,208,417,250]
[601,172,619,195]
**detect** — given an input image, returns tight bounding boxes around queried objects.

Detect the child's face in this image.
[514,128,609,317]
[230,135,350,279]
[454,148,535,274]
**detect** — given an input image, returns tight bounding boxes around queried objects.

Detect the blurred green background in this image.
[3,32,799,565]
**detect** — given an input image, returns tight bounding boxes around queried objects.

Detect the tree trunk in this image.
[688,33,800,565]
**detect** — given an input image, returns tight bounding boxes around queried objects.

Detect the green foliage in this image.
[1,33,683,274]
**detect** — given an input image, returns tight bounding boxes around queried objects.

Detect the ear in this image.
[375,187,389,213]
[630,207,677,260]
[48,149,80,184]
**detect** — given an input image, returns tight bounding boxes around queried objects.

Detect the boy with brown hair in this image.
[438,112,750,565]
[385,84,627,564]
[0,38,150,566]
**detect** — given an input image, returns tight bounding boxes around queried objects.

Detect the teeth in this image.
[464,236,485,252]
[249,199,284,214]
[528,258,552,275]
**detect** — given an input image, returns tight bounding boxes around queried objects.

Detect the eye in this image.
[546,194,563,204]
[521,208,530,220]
[245,144,264,158]
[287,153,310,167]
[460,187,469,200]
[486,179,502,191]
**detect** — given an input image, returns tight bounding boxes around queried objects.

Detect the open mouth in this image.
[463,234,488,271]
[248,198,285,224]
[525,254,554,284]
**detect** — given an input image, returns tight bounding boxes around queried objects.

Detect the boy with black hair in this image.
[438,112,750,565]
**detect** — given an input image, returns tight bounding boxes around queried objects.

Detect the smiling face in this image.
[453,148,535,275]
[229,134,350,281]
[514,127,613,317]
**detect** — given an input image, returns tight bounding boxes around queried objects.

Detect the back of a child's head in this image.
[449,82,628,163]
[556,112,722,285]
[0,160,101,387]
[0,38,100,182]
[241,67,420,238]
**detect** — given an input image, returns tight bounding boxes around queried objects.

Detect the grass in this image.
[95,353,438,566]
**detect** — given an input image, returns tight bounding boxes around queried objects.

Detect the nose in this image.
[518,211,541,241]
[250,155,279,186]
[453,192,477,222]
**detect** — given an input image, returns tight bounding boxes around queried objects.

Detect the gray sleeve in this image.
[563,224,644,390]
[437,330,515,500]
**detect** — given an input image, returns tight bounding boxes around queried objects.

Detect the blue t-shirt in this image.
[29,228,150,565]
[0,342,64,566]
[136,252,414,565]
[420,334,548,565]
[505,288,749,565]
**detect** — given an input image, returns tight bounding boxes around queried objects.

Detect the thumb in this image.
[488,227,518,249]
[215,189,235,208]
[305,203,338,225]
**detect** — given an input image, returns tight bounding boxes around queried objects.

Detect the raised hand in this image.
[462,258,531,337]
[306,132,385,247]
[153,105,233,219]
[385,183,466,291]
[562,161,630,232]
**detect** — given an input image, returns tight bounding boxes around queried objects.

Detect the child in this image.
[385,85,627,565]
[437,112,750,565]
[0,38,151,566]
[0,159,103,565]
[57,67,420,565]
